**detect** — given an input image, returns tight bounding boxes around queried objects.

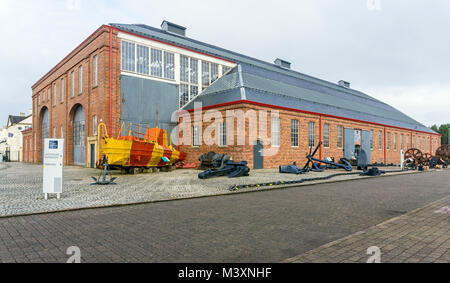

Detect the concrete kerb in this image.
[282,194,450,263]
[0,168,441,220]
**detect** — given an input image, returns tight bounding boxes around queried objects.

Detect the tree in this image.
[430,123,449,145]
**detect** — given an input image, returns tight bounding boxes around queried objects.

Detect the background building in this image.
[23,21,440,168]
[0,113,32,161]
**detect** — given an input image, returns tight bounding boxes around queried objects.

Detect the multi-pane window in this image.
[79,65,83,94]
[180,55,189,82]
[222,65,231,75]
[71,71,75,97]
[190,58,198,84]
[179,84,189,108]
[136,45,149,74]
[401,134,404,150]
[426,137,429,152]
[323,123,330,148]
[308,122,315,147]
[422,137,425,151]
[61,78,65,102]
[164,52,175,79]
[337,126,343,148]
[219,122,227,146]
[192,126,199,147]
[47,88,51,102]
[202,61,210,87]
[271,116,280,147]
[190,86,199,99]
[93,115,98,136]
[121,41,135,72]
[211,63,219,83]
[291,120,299,147]
[370,130,374,150]
[407,135,410,149]
[93,55,98,86]
[413,136,416,148]
[386,133,390,150]
[394,133,397,150]
[151,48,162,77]
[378,131,383,149]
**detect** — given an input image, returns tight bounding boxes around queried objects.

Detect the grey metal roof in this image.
[110,23,436,134]
[8,115,27,126]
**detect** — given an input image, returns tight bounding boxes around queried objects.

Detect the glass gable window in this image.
[151,48,162,77]
[137,45,149,74]
[164,52,175,80]
[211,63,219,83]
[323,123,330,148]
[190,58,198,84]
[121,41,135,72]
[202,61,210,87]
[291,120,299,147]
[180,55,189,82]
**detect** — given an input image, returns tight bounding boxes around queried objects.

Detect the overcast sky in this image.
[0,0,449,127]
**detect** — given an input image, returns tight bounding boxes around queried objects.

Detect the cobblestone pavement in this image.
[285,196,450,263]
[0,170,448,263]
[0,163,424,217]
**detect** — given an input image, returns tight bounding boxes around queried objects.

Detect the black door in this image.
[90,144,95,168]
[253,140,264,169]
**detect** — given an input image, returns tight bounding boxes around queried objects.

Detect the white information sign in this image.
[354,130,361,143]
[400,150,405,170]
[43,139,64,199]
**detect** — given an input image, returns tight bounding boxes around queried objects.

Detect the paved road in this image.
[0,170,449,263]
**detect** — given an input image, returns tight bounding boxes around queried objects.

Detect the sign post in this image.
[400,150,405,170]
[43,139,64,200]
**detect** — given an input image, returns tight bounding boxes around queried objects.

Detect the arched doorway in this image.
[73,105,85,166]
[41,107,49,162]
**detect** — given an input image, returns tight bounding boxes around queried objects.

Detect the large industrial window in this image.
[271,116,280,147]
[323,123,330,148]
[71,71,75,97]
[211,63,219,83]
[291,120,299,147]
[136,45,149,75]
[164,52,175,80]
[179,84,189,108]
[121,41,135,72]
[202,61,210,87]
[190,58,198,84]
[387,133,390,150]
[308,122,315,147]
[192,126,199,147]
[180,55,189,82]
[219,122,227,147]
[394,133,397,150]
[61,78,65,102]
[79,65,83,94]
[190,86,198,99]
[337,126,343,148]
[378,131,382,150]
[151,48,163,77]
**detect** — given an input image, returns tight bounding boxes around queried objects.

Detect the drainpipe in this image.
[384,128,387,164]
[319,116,322,160]
[109,27,113,135]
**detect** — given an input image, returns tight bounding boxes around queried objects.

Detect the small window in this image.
[192,126,199,147]
[323,123,330,148]
[394,133,397,150]
[291,120,299,147]
[337,126,343,148]
[378,131,382,150]
[370,130,374,150]
[271,116,280,147]
[53,83,57,106]
[308,122,315,147]
[413,136,416,148]
[93,115,98,136]
[61,78,65,102]
[71,71,75,97]
[407,135,410,149]
[400,134,404,150]
[219,122,227,147]
[386,133,390,150]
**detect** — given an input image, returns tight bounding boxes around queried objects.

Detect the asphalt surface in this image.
[0,170,449,263]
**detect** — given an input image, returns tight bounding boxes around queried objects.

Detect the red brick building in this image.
[24,21,440,168]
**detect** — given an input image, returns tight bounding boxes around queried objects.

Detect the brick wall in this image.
[179,102,441,169]
[24,26,122,166]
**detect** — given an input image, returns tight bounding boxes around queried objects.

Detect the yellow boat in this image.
[97,123,187,170]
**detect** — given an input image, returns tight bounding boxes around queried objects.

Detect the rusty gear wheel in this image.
[404,148,424,165]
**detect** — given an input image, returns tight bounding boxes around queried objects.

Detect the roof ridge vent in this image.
[274,58,291,69]
[338,80,350,88]
[161,20,186,37]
